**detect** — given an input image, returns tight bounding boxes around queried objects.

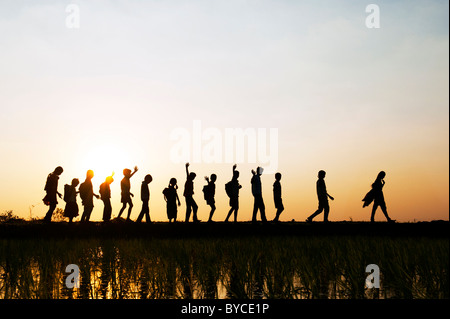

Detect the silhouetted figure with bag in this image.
[203,174,217,222]
[184,163,199,222]
[306,170,334,222]
[272,172,284,222]
[99,173,114,222]
[225,164,242,222]
[163,178,181,222]
[251,166,267,223]
[136,174,153,223]
[43,166,64,222]
[364,171,395,223]
[118,166,138,221]
[63,178,79,223]
[79,170,100,222]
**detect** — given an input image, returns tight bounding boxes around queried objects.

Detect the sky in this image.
[0,0,448,222]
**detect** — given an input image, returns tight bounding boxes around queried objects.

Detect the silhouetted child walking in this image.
[118,166,138,221]
[225,164,241,222]
[184,163,199,222]
[251,166,267,223]
[163,178,181,223]
[63,178,79,223]
[203,174,217,222]
[43,166,64,223]
[306,170,334,222]
[79,170,100,222]
[272,173,284,222]
[100,173,114,222]
[136,174,153,223]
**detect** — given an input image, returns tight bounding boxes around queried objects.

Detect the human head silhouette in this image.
[275,172,282,181]
[169,177,178,188]
[144,174,153,184]
[54,166,63,175]
[318,170,326,179]
[189,172,196,180]
[257,167,264,175]
[71,178,79,187]
[233,170,240,179]
[210,174,217,182]
[86,170,94,179]
[105,176,114,184]
[123,168,132,177]
[377,171,386,180]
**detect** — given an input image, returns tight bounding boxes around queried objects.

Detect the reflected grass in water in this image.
[0,236,448,299]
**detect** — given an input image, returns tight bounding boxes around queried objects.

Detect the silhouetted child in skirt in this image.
[163,178,181,223]
[63,178,79,223]
[118,166,138,221]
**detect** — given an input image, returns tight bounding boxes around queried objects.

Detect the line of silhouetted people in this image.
[42,164,395,224]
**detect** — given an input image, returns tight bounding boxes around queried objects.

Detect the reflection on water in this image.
[0,237,448,299]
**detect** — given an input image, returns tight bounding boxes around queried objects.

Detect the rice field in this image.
[0,235,448,299]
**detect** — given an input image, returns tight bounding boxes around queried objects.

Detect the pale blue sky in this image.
[0,0,448,221]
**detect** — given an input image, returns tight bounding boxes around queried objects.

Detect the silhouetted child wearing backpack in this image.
[163,178,181,223]
[203,174,217,222]
[63,178,79,223]
[225,164,242,222]
[43,166,64,223]
[118,166,138,221]
[79,170,100,222]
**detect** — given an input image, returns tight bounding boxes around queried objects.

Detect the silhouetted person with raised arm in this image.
[79,170,100,222]
[43,166,64,222]
[306,170,334,222]
[163,178,181,223]
[136,174,153,223]
[366,171,395,223]
[117,166,138,221]
[272,172,284,222]
[225,164,242,223]
[99,173,114,222]
[184,163,199,222]
[203,174,217,222]
[63,178,79,223]
[251,166,267,223]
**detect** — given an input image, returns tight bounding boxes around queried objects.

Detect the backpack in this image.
[163,187,170,198]
[79,182,89,201]
[63,184,72,202]
[225,181,233,198]
[203,184,213,201]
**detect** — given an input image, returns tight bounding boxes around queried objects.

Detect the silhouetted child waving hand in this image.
[184,163,199,222]
[118,166,138,221]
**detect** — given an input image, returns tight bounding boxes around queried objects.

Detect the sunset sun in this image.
[80,143,132,181]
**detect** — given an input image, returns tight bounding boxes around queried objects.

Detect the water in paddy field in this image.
[0,237,448,299]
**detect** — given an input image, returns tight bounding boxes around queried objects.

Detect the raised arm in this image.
[185,163,190,178]
[130,166,139,178]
